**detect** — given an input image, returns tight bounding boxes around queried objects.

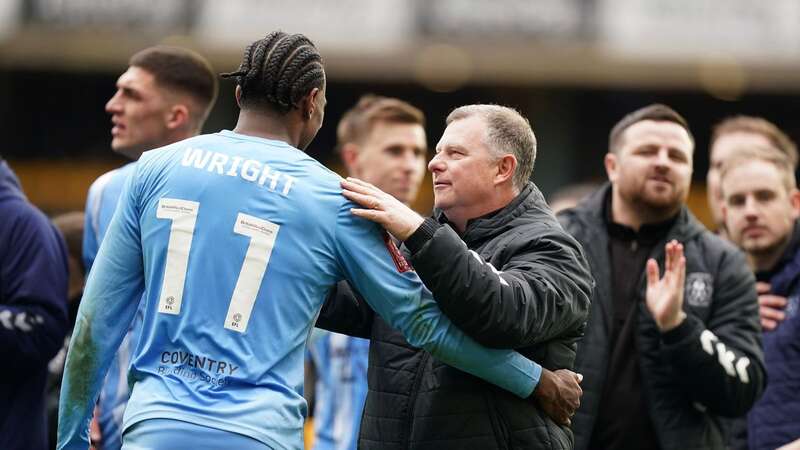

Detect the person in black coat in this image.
[558,104,765,450]
[320,104,594,450]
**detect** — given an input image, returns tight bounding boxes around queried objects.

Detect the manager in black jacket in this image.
[320,104,594,450]
[558,104,766,450]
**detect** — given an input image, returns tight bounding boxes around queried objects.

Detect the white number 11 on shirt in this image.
[156,197,280,333]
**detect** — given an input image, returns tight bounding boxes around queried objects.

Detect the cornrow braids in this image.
[222,31,325,114]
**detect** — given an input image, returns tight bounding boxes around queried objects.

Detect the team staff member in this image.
[322,104,593,449]
[559,104,765,450]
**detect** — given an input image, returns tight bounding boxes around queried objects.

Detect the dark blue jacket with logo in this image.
[748,222,800,450]
[0,160,69,450]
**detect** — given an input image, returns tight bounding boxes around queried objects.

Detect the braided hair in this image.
[221,31,325,114]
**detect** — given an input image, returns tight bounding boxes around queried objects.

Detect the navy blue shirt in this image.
[0,160,69,450]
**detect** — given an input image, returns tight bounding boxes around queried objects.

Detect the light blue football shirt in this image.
[308,330,369,450]
[83,162,140,450]
[58,130,541,450]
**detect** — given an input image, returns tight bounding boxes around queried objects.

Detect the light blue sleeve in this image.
[57,165,146,450]
[82,182,101,274]
[332,202,541,399]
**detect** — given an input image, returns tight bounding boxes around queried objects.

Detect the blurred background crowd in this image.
[2,0,799,223]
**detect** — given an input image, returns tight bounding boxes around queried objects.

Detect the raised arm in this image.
[57,170,145,450]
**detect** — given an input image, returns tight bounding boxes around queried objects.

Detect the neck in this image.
[748,236,792,272]
[610,187,679,231]
[445,185,519,234]
[233,109,302,149]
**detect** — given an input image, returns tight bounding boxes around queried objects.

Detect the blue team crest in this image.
[685,273,713,307]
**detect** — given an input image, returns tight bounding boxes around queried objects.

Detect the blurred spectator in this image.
[83,45,217,450]
[548,182,601,214]
[559,104,766,450]
[307,94,428,450]
[720,145,800,450]
[0,158,69,450]
[706,115,798,239]
[47,211,85,449]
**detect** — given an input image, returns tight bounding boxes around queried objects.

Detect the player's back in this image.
[124,130,347,450]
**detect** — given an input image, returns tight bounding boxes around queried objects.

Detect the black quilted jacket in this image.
[318,183,593,450]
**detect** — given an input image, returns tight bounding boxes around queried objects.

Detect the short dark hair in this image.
[336,94,425,149]
[609,104,694,153]
[711,115,798,169]
[130,45,218,124]
[221,31,325,114]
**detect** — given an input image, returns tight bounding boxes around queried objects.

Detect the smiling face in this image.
[429,115,502,224]
[606,119,694,217]
[723,159,800,257]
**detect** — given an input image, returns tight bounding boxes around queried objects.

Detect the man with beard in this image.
[558,104,766,450]
[721,146,800,450]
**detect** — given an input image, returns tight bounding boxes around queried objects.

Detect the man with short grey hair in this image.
[319,104,594,449]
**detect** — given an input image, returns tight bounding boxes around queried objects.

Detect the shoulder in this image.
[0,197,61,253]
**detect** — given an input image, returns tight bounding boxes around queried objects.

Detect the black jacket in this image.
[558,184,766,450]
[318,183,593,450]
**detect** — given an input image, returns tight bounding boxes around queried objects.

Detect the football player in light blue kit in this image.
[58,32,544,450]
[82,46,218,450]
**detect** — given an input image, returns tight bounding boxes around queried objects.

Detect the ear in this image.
[340,143,360,175]
[790,188,800,220]
[604,152,618,183]
[495,154,517,186]
[235,85,243,107]
[301,87,321,121]
[166,104,190,131]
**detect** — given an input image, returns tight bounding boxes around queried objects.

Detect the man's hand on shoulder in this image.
[532,368,583,426]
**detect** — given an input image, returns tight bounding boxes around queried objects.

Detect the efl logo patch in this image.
[383,232,413,273]
[685,272,713,307]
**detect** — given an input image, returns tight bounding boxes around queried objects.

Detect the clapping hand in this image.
[646,240,688,332]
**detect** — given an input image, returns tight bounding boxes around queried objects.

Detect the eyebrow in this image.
[436,143,468,153]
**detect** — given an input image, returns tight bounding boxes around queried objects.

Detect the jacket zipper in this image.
[402,352,430,450]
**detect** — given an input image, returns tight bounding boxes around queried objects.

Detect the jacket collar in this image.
[433,182,548,245]
[570,182,705,244]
